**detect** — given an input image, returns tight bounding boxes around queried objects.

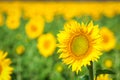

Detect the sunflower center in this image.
[103,35,109,43]
[71,35,89,56]
[44,40,50,49]
[31,25,37,32]
[11,20,15,23]
[0,64,2,74]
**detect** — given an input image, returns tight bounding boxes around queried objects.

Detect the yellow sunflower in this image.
[16,45,25,55]
[104,59,113,68]
[37,33,56,58]
[100,27,116,51]
[57,20,102,73]
[96,74,112,80]
[0,50,13,80]
[6,16,20,30]
[25,17,44,39]
[0,13,4,27]
[55,64,63,73]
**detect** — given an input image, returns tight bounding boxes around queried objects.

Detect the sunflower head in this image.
[6,16,20,30]
[96,74,112,80]
[57,20,102,73]
[16,45,25,55]
[55,63,63,73]
[0,50,13,80]
[104,59,113,68]
[0,13,4,27]
[37,33,56,58]
[25,17,44,39]
[100,27,116,52]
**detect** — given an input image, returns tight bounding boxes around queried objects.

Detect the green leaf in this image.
[80,75,89,80]
[96,69,115,76]
[11,73,17,80]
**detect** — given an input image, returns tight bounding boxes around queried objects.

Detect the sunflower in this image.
[96,74,112,80]
[104,59,113,69]
[100,27,116,51]
[0,13,4,27]
[57,20,102,73]
[16,45,25,55]
[6,16,20,30]
[37,33,56,57]
[6,7,21,18]
[55,63,63,73]
[56,65,63,73]
[0,50,13,80]
[25,17,44,39]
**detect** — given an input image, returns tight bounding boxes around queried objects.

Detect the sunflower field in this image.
[0,2,120,80]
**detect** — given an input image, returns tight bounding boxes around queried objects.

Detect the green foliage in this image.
[96,69,115,77]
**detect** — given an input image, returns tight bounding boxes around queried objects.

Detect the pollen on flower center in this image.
[71,35,89,56]
[0,64,2,74]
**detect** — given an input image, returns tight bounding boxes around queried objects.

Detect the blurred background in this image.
[0,1,120,80]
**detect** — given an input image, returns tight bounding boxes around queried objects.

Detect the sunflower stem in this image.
[87,61,94,80]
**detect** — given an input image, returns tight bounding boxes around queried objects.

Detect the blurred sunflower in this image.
[56,65,63,73]
[25,17,44,39]
[43,8,54,23]
[0,50,13,80]
[6,16,20,30]
[0,13,4,26]
[6,7,21,18]
[16,45,25,55]
[55,63,63,73]
[96,74,112,80]
[104,59,113,69]
[44,13,54,23]
[100,27,116,51]
[37,33,56,58]
[57,20,102,73]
